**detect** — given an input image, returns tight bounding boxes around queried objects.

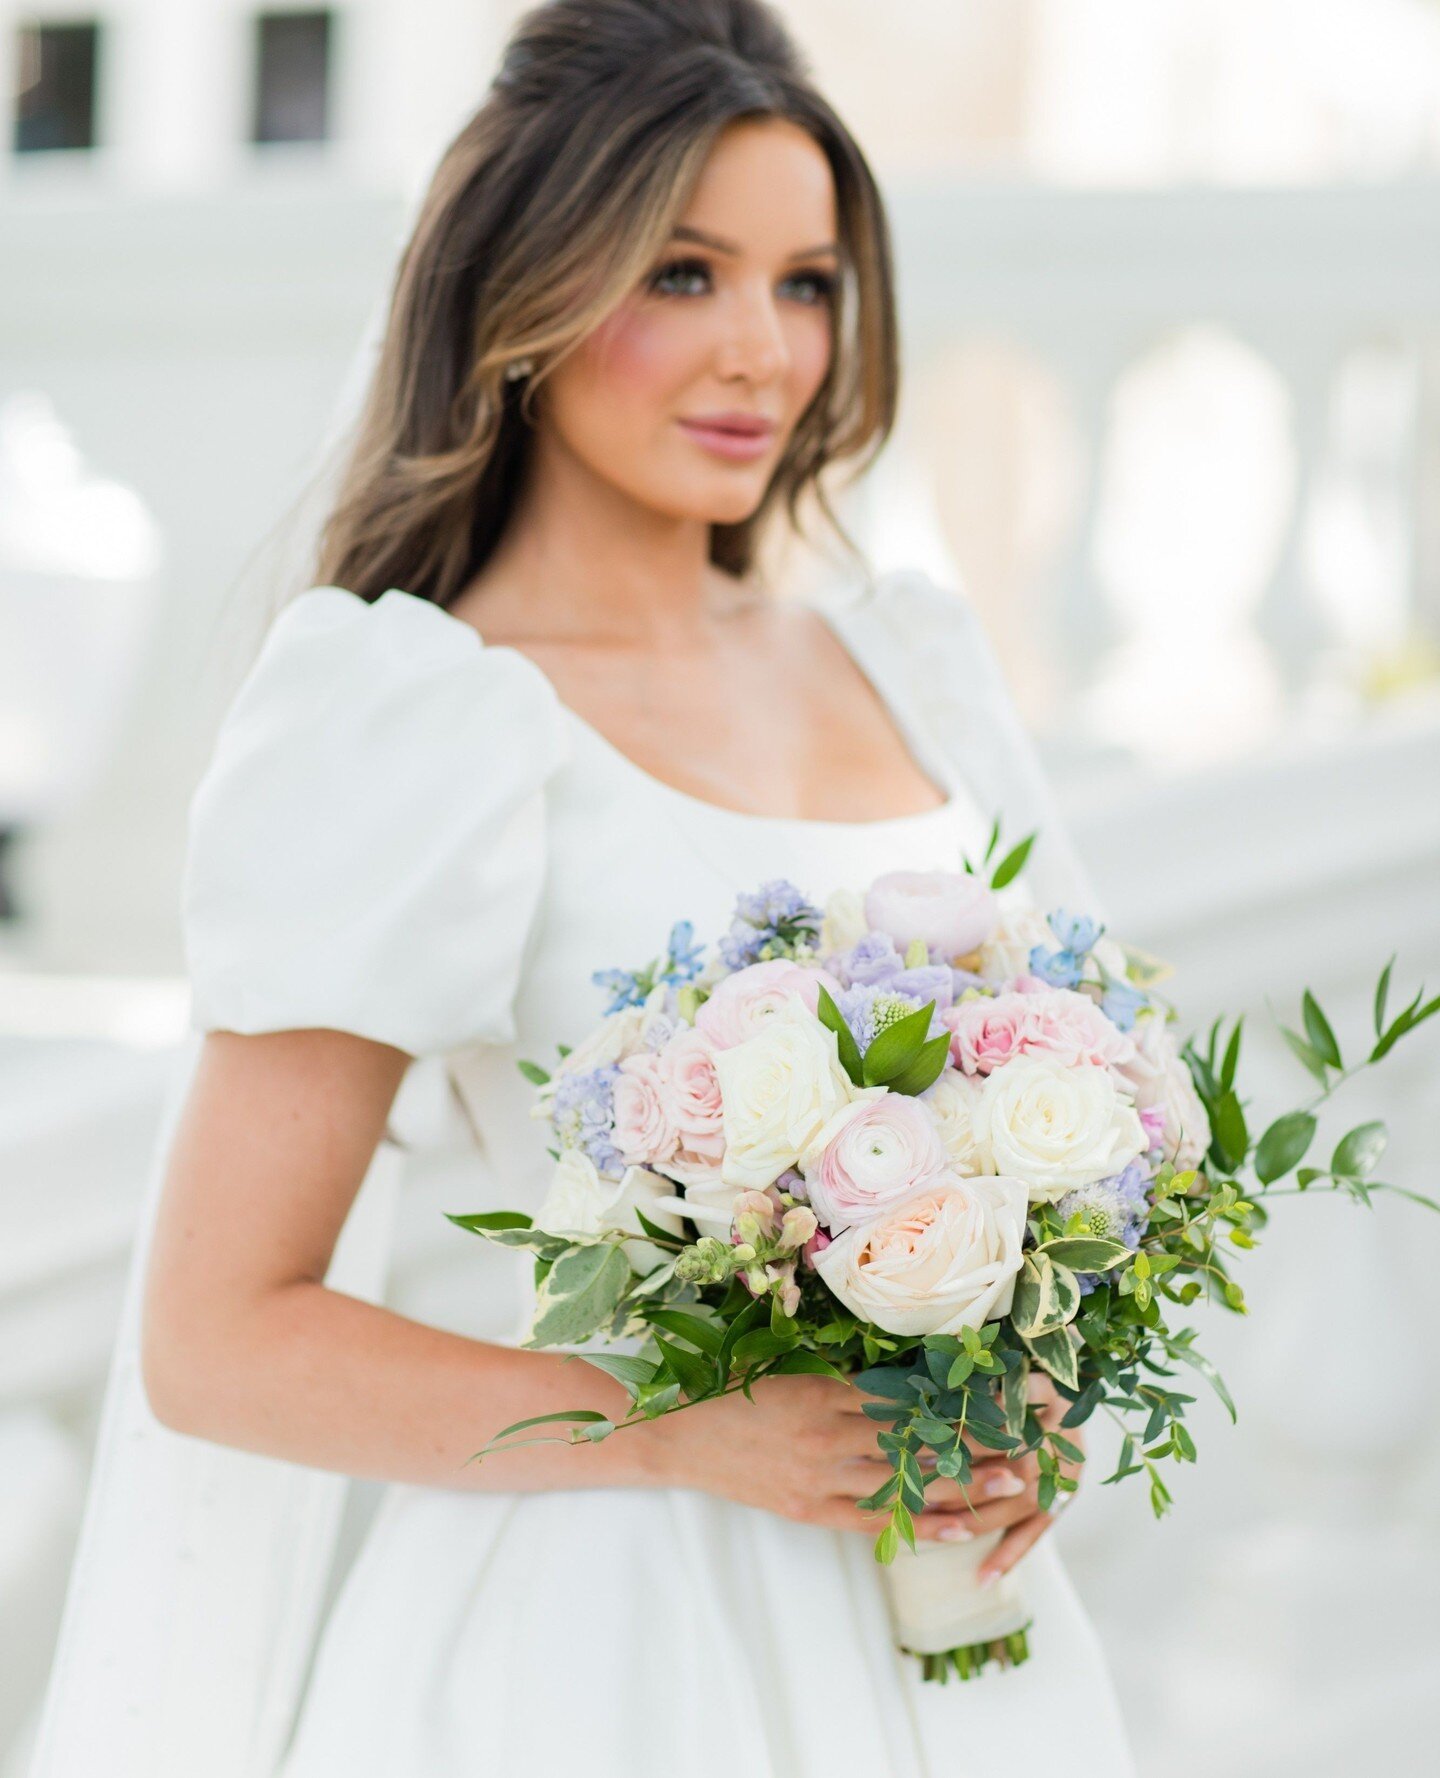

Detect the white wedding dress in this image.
[31,565,1138,1778]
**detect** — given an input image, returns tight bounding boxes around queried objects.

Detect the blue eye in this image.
[784,268,836,305]
[648,257,711,296]
[646,258,837,304]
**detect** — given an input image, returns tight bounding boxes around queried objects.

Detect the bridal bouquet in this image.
[449,826,1437,1682]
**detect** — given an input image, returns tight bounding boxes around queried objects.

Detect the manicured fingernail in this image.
[984,1471,1025,1499]
[937,1522,974,1541]
[977,1566,999,1586]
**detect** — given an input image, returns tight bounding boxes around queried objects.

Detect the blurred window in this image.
[251,9,333,145]
[12,19,101,153]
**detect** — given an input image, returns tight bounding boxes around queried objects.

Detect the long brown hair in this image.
[313,0,899,610]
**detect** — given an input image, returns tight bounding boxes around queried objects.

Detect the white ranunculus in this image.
[971,1055,1147,1203]
[921,1068,987,1175]
[533,1149,685,1273]
[1116,1010,1211,1170]
[713,995,859,1191]
[813,1172,1028,1336]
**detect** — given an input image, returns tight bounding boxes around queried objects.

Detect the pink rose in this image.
[694,958,844,1050]
[612,1051,679,1167]
[864,869,999,961]
[944,987,1138,1080]
[656,1026,727,1187]
[943,993,1033,1075]
[1019,987,1139,1076]
[800,1090,948,1231]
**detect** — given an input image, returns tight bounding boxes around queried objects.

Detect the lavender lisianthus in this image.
[831,931,905,989]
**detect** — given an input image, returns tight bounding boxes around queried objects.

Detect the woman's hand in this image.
[916,1376,1085,1581]
[643,1369,1083,1559]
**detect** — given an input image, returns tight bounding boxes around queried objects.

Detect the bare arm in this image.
[140,1027,1057,1541]
[140,1027,659,1494]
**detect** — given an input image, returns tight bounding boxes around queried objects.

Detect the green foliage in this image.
[460,947,1440,1613]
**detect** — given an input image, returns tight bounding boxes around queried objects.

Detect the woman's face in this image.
[537,116,839,526]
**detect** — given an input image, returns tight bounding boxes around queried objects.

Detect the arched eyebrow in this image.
[670,224,840,259]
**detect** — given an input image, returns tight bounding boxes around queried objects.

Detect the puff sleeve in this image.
[181,585,571,1058]
[870,568,1107,921]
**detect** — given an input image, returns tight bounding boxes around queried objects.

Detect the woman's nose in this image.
[717,287,789,384]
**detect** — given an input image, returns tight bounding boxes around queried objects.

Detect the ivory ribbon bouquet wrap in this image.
[450,825,1438,1682]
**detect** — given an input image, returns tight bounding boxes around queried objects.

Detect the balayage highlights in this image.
[313,0,900,610]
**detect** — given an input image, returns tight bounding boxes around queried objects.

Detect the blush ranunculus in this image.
[798,1089,947,1231]
[864,869,999,961]
[812,1172,1028,1336]
[694,959,845,1050]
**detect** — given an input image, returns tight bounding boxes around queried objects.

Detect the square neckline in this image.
[380,578,976,834]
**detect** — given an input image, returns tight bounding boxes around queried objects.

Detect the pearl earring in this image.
[504,356,535,381]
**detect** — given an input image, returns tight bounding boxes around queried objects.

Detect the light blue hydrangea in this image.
[550,1061,625,1177]
[719,878,822,969]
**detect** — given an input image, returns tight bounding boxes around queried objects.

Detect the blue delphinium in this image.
[719,878,823,970]
[1100,977,1148,1032]
[591,917,708,1014]
[550,1062,626,1178]
[1029,906,1104,990]
[664,919,706,984]
[1057,1158,1153,1295]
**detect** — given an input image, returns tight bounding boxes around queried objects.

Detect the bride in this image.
[30,2,1137,1773]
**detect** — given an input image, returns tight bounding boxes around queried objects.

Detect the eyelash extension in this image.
[647,256,836,302]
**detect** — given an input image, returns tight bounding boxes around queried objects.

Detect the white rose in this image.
[813,1172,1028,1336]
[533,1150,685,1273]
[1116,1011,1211,1170]
[921,1068,987,1175]
[971,1055,1146,1203]
[820,886,869,954]
[976,904,1054,986]
[713,995,859,1191]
